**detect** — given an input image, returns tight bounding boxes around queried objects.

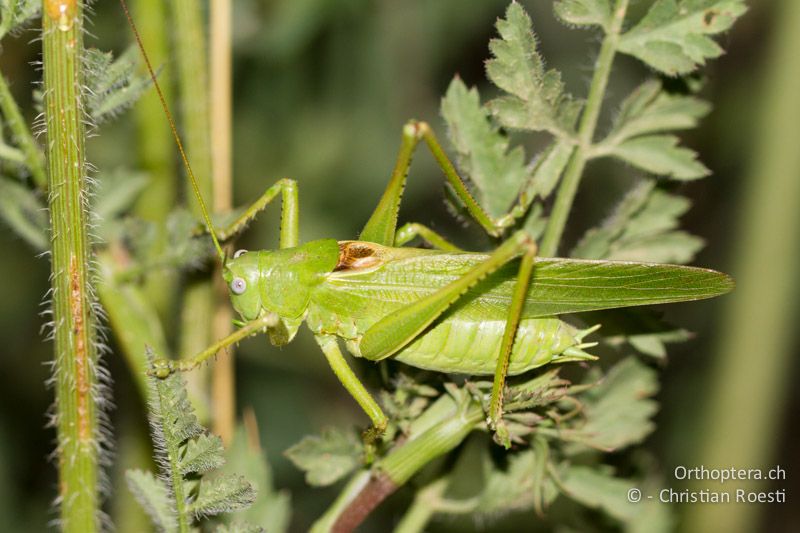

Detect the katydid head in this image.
[223,251,263,321]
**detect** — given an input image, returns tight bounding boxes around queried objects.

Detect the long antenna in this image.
[119,0,226,262]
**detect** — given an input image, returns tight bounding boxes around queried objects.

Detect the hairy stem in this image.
[42,0,101,529]
[0,72,47,189]
[155,379,191,533]
[539,0,629,256]
[171,0,215,422]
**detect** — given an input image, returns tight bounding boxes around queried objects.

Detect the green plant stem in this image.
[131,0,176,325]
[209,0,235,445]
[312,396,483,532]
[155,379,191,533]
[0,71,47,189]
[539,0,629,256]
[42,0,101,530]
[393,477,450,533]
[684,1,800,532]
[171,0,215,422]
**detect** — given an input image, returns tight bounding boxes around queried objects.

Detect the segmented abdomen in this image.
[390,316,586,375]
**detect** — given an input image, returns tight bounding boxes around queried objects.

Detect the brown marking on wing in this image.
[335,241,383,271]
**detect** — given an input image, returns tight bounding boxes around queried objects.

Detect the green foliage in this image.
[126,470,176,532]
[222,427,291,532]
[441,78,529,219]
[596,80,711,179]
[0,176,47,250]
[607,80,711,140]
[487,3,582,138]
[290,0,741,529]
[618,0,747,75]
[126,367,258,531]
[85,46,153,123]
[0,0,38,38]
[554,0,611,30]
[572,180,704,263]
[609,134,709,179]
[0,0,746,530]
[569,357,659,451]
[285,428,362,487]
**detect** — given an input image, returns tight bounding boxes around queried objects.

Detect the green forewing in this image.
[321,248,733,321]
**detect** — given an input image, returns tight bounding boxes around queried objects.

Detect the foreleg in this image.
[217,178,299,249]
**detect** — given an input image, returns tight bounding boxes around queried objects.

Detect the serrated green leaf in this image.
[191,474,256,518]
[151,371,203,445]
[516,140,574,235]
[124,209,215,274]
[618,0,747,75]
[573,182,704,263]
[487,3,582,137]
[554,0,610,29]
[0,0,38,38]
[560,466,637,522]
[0,176,47,251]
[609,230,704,263]
[473,446,559,517]
[284,428,361,487]
[628,328,692,358]
[530,140,574,199]
[441,77,529,218]
[223,425,291,533]
[610,134,709,180]
[571,357,659,451]
[85,46,152,123]
[179,433,225,475]
[581,308,692,359]
[125,469,177,532]
[572,180,653,259]
[607,80,711,142]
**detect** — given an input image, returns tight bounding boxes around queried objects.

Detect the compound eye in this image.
[230,277,247,295]
[233,249,248,259]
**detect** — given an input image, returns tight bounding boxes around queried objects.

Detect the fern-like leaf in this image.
[0,0,38,38]
[85,46,152,123]
[569,357,659,451]
[610,134,709,180]
[125,469,177,532]
[487,2,582,137]
[285,428,361,487]
[441,77,529,218]
[190,474,257,518]
[554,0,611,30]
[179,433,225,475]
[572,180,703,263]
[618,0,747,76]
[607,80,710,141]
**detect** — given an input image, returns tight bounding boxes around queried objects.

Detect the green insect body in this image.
[224,240,589,376]
[223,238,729,377]
[125,11,733,438]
